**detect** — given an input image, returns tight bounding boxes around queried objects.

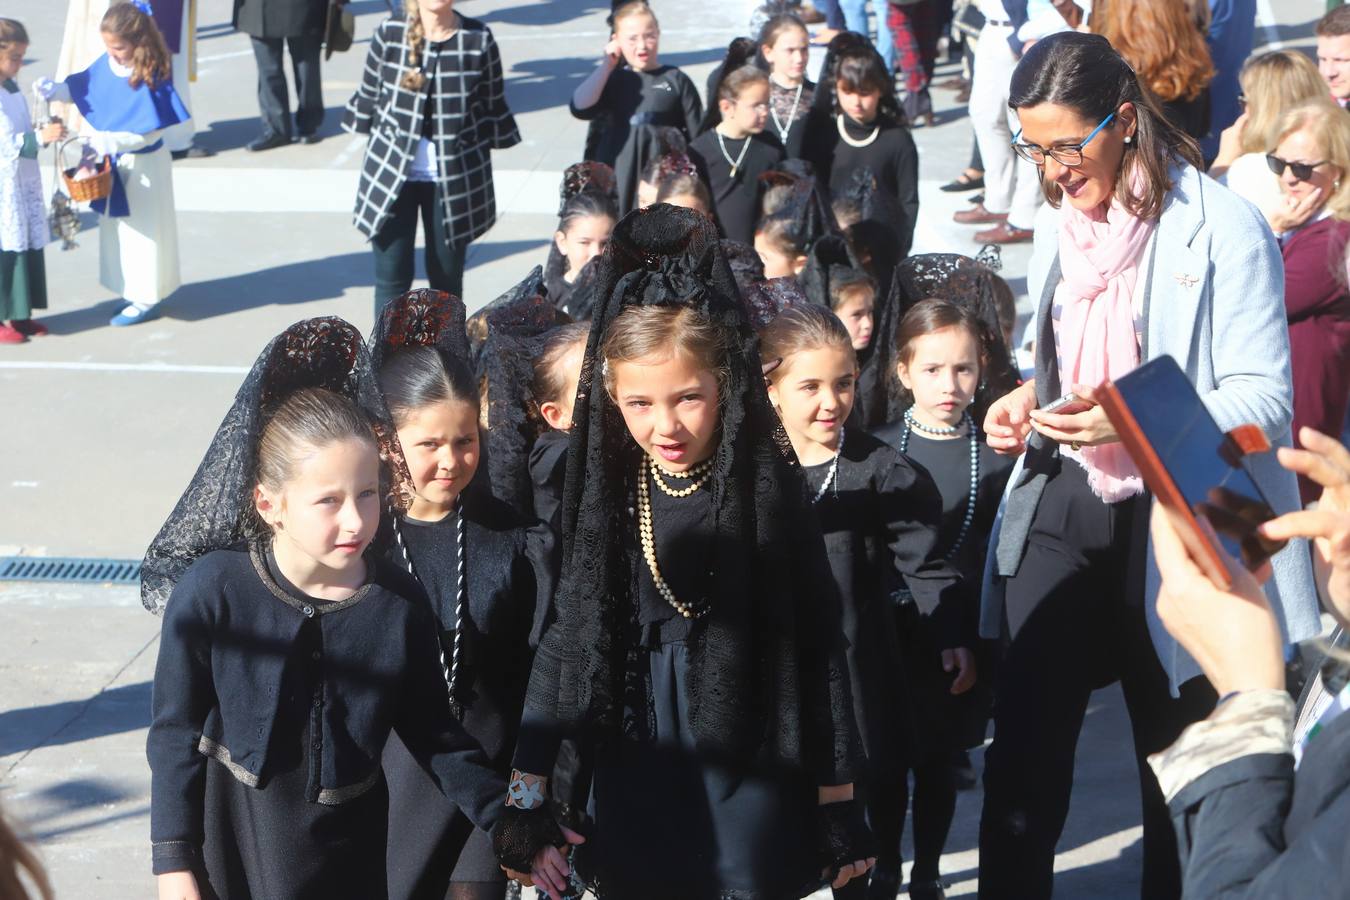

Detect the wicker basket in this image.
[58,139,113,203]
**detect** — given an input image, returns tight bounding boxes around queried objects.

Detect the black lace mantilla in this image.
[141,317,406,615]
[524,204,859,782]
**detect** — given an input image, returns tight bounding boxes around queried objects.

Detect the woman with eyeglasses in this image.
[977,32,1321,900]
[1264,101,1350,505]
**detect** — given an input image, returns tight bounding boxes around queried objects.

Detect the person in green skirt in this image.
[0,19,64,344]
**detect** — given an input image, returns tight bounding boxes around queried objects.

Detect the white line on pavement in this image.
[0,361,250,374]
[1254,0,1284,51]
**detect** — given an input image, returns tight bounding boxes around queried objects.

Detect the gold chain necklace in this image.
[637,456,710,619]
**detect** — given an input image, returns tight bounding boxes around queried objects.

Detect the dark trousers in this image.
[978,460,1216,900]
[371,181,467,321]
[250,32,324,140]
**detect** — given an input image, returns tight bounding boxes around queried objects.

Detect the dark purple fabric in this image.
[1282,216,1350,503]
[150,0,185,55]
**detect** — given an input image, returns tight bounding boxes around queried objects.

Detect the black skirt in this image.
[576,642,822,900]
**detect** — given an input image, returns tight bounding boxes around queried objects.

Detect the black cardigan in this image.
[147,546,504,874]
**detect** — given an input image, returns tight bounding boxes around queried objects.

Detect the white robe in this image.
[0,86,48,253]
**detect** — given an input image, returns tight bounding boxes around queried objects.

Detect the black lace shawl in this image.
[838,166,903,301]
[743,275,807,331]
[798,232,862,310]
[544,162,619,313]
[854,252,1022,430]
[141,317,407,615]
[722,238,766,293]
[524,204,858,782]
[480,279,575,517]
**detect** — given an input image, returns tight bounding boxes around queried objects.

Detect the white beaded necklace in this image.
[716,129,752,179]
[899,408,980,559]
[392,503,467,717]
[637,455,711,619]
[810,427,845,504]
[770,80,804,144]
[836,113,880,148]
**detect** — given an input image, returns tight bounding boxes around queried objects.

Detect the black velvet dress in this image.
[689,130,786,244]
[873,421,1015,751]
[811,114,920,260]
[380,494,555,899]
[572,64,703,215]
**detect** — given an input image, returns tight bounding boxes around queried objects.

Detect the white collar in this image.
[108,57,133,78]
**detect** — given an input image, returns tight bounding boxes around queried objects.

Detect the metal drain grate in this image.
[0,557,141,585]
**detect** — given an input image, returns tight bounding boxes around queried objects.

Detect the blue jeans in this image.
[837,0,896,70]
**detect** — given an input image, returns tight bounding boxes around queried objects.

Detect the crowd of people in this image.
[1,1,1350,900]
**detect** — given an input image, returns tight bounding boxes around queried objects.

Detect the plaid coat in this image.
[342,16,520,244]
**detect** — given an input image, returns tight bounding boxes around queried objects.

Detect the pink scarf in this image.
[1054,192,1155,502]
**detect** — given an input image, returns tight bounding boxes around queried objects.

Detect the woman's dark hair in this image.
[557,190,618,237]
[655,173,714,212]
[1009,31,1203,220]
[834,46,904,125]
[377,345,480,428]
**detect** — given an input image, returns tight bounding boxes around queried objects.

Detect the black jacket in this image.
[233,0,326,39]
[147,546,504,874]
[1160,689,1350,897]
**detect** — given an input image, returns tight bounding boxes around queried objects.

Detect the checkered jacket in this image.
[342,16,520,243]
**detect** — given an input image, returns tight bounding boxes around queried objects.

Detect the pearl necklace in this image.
[637,456,710,619]
[649,455,713,497]
[716,129,752,179]
[837,114,880,148]
[770,80,804,144]
[899,408,981,560]
[810,427,845,504]
[392,503,466,718]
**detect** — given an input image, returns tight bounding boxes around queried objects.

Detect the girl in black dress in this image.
[760,304,971,900]
[570,2,703,214]
[654,172,715,218]
[809,43,920,260]
[491,206,876,900]
[546,163,618,319]
[691,55,785,244]
[144,318,505,900]
[372,291,556,900]
[758,12,816,160]
[528,321,589,527]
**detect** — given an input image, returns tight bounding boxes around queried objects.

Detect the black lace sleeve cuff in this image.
[816,799,876,874]
[491,804,566,872]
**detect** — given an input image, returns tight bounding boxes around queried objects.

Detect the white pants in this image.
[969,24,1042,229]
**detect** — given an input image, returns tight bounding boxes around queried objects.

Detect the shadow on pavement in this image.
[193,107,351,154]
[0,681,151,758]
[480,1,613,29]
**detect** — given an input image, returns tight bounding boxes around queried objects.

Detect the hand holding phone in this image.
[1040,392,1095,416]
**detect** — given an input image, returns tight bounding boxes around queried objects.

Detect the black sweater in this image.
[147,546,504,874]
[689,129,785,245]
[811,114,921,259]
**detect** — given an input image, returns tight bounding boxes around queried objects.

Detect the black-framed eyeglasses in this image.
[1266,154,1328,182]
[1011,112,1116,166]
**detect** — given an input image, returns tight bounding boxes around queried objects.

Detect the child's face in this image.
[614,13,659,70]
[637,179,659,209]
[397,398,481,518]
[102,31,134,68]
[765,28,809,83]
[719,82,770,136]
[754,232,804,279]
[0,43,26,82]
[834,293,875,351]
[540,339,586,432]
[767,346,856,453]
[255,438,381,574]
[611,349,720,471]
[555,214,614,281]
[896,326,982,427]
[837,82,882,125]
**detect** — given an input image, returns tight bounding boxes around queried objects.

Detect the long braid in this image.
[401,0,427,90]
[445,507,467,718]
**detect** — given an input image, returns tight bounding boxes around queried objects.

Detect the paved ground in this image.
[0,0,1326,896]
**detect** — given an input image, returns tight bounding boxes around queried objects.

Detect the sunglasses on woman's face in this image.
[1266,154,1328,182]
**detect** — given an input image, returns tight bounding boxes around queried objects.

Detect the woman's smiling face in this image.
[1015,102,1135,213]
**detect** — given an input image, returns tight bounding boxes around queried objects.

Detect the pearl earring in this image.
[1124,135,1133,144]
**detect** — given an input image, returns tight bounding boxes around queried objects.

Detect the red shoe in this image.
[974,221,1035,244]
[0,323,28,344]
[12,318,47,336]
[953,203,1008,226]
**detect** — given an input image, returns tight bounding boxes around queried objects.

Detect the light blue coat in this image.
[981,163,1322,693]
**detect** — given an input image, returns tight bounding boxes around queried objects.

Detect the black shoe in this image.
[908,879,948,900]
[940,173,985,192]
[247,133,292,152]
[969,193,984,206]
[866,865,901,900]
[298,133,323,145]
[171,143,216,160]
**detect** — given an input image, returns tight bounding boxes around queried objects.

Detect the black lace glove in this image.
[491,803,567,873]
[816,798,877,877]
